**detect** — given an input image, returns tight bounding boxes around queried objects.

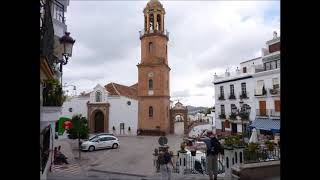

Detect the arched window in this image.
[149,106,153,118]
[149,42,153,54]
[95,91,102,102]
[157,14,161,31]
[149,14,154,30]
[148,79,153,90]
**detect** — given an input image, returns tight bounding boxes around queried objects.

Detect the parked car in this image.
[80,133,115,145]
[81,135,119,152]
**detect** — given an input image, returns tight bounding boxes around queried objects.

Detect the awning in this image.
[250,118,280,131]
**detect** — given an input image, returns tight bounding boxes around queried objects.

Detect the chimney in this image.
[225,69,230,77]
[236,67,240,75]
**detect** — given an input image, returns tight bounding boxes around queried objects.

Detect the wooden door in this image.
[259,101,266,116]
[275,100,280,112]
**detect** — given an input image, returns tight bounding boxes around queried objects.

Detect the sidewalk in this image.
[47,139,87,179]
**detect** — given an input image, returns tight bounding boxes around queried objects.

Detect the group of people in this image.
[54,146,69,165]
[156,129,222,180]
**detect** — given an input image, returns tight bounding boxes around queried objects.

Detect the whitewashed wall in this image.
[108,96,138,136]
[61,96,89,119]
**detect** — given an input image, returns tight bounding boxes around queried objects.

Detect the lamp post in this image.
[58,32,76,86]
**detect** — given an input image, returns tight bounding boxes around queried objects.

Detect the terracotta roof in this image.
[105,82,138,100]
[130,83,138,89]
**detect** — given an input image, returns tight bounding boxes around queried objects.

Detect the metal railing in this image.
[239,91,249,99]
[218,95,225,100]
[139,29,169,39]
[228,93,237,100]
[256,109,280,117]
[244,147,280,164]
[270,109,280,117]
[256,109,269,117]
[154,152,225,175]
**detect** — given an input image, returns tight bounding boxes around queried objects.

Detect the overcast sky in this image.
[63,0,280,107]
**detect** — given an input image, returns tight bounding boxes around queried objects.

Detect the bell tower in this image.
[137,0,171,135]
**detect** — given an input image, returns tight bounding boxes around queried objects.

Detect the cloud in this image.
[63,0,280,107]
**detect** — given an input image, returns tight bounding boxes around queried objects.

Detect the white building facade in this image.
[61,83,139,136]
[213,32,280,137]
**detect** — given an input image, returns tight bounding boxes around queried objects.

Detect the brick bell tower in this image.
[137,0,171,135]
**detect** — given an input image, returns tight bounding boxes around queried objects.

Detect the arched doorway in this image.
[94,110,104,133]
[174,114,184,135]
[170,102,188,135]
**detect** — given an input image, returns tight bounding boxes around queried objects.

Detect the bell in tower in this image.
[142,0,167,34]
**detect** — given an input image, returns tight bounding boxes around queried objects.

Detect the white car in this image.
[81,135,119,151]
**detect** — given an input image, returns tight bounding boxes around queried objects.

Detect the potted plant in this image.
[179,142,187,153]
[262,86,267,95]
[265,141,274,151]
[112,126,116,132]
[248,142,258,152]
[128,126,131,131]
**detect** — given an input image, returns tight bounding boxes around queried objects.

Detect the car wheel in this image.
[112,143,118,149]
[89,146,95,152]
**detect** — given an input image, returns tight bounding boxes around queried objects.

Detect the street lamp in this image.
[58,32,76,86]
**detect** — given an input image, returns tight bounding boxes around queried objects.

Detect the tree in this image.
[67,114,89,160]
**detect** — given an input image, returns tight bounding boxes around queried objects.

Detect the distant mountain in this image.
[186,106,209,115]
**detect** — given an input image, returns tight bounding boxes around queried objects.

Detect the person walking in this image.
[197,130,222,180]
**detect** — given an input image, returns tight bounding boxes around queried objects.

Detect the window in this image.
[271,61,277,70]
[149,106,153,118]
[148,79,153,90]
[277,60,280,69]
[99,137,108,142]
[127,101,131,106]
[230,84,234,96]
[272,78,279,89]
[157,14,161,31]
[221,122,225,132]
[220,86,224,96]
[68,108,72,112]
[149,42,153,54]
[231,104,237,114]
[105,137,116,141]
[256,80,264,94]
[221,105,225,115]
[95,91,102,102]
[241,83,246,95]
[243,67,247,73]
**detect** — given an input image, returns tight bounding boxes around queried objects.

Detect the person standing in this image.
[158,145,175,180]
[197,130,222,180]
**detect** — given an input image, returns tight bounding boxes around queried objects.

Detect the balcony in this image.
[256,109,269,117]
[269,88,280,96]
[270,109,280,117]
[229,112,237,120]
[254,88,267,97]
[52,0,65,24]
[228,93,237,100]
[218,95,225,100]
[238,112,250,120]
[239,91,249,99]
[139,29,169,40]
[219,114,226,119]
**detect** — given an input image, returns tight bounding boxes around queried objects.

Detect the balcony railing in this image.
[218,95,225,100]
[139,29,169,39]
[256,109,280,117]
[238,112,250,120]
[256,109,269,117]
[229,113,237,120]
[270,109,280,117]
[239,91,249,99]
[51,0,65,24]
[228,93,236,100]
[219,114,226,119]
[254,88,267,96]
[269,88,280,96]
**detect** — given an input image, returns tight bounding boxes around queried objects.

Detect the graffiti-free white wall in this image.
[61,96,89,119]
[108,96,138,136]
